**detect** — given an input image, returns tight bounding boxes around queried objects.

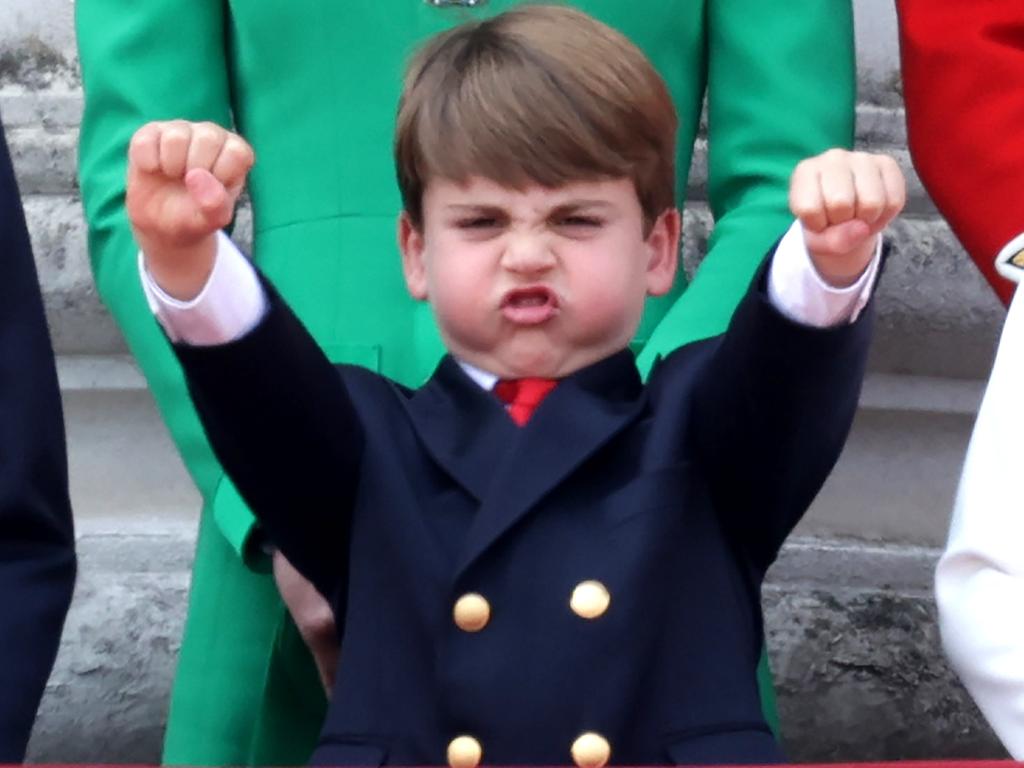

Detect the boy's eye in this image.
[457,217,501,229]
[557,216,603,228]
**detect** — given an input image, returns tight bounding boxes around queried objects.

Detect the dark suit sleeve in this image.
[172,278,365,605]
[689,252,875,575]
[0,119,76,762]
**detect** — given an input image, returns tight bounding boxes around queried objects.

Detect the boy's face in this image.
[399,176,680,379]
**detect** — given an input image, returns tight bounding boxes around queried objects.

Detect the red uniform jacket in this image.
[898,0,1024,305]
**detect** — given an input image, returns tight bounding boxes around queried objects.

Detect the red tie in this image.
[494,378,558,426]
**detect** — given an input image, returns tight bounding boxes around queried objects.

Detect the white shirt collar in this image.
[456,359,499,391]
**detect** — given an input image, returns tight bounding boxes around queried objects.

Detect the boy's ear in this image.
[398,211,429,301]
[644,207,681,297]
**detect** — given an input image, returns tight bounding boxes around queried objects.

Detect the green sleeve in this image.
[76,0,261,564]
[637,0,856,373]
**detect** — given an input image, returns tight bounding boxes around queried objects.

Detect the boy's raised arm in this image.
[76,1,270,564]
[693,149,904,574]
[636,0,856,372]
[128,122,363,602]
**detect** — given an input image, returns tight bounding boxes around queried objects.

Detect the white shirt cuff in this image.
[139,230,268,345]
[767,220,881,328]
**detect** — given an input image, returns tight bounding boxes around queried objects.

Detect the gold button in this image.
[447,735,482,768]
[571,732,610,768]
[453,593,491,632]
[570,580,610,619]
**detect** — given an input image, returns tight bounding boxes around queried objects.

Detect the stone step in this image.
[62,388,199,527]
[22,194,252,358]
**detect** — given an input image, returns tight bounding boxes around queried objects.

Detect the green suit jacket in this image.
[76,1,853,764]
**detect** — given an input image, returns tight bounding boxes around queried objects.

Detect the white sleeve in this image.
[936,284,1024,759]
[767,220,881,327]
[139,230,268,346]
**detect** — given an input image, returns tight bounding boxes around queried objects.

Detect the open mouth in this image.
[500,286,559,325]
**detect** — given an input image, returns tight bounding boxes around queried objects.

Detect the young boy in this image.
[127,6,903,766]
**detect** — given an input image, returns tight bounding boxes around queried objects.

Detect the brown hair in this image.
[395,4,678,230]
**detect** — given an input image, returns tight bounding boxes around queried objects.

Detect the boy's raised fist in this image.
[789,149,905,287]
[126,121,254,299]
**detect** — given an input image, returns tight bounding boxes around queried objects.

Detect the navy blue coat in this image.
[0,118,76,762]
[175,255,873,766]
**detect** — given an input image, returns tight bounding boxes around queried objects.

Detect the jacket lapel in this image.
[401,356,518,502]
[454,350,647,577]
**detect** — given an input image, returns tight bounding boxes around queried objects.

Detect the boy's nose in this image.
[501,235,556,275]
